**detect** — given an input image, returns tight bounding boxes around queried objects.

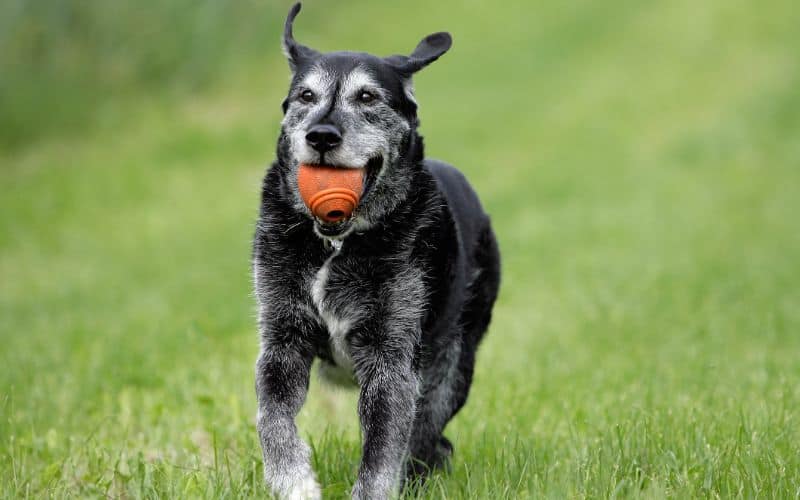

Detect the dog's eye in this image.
[299,90,315,103]
[358,91,376,104]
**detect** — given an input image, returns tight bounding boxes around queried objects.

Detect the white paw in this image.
[266,463,321,500]
[286,472,321,500]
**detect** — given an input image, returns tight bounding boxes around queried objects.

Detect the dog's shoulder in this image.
[423,158,488,248]
[423,159,484,215]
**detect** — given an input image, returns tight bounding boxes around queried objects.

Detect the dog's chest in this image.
[309,244,358,370]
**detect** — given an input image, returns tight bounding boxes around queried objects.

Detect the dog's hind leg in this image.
[407,224,501,481]
[450,224,500,417]
[406,348,462,479]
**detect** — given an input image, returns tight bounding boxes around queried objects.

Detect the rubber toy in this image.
[297,164,364,223]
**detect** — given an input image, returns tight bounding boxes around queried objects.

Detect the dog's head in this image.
[276,3,451,239]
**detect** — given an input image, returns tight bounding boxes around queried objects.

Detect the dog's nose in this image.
[306,124,342,153]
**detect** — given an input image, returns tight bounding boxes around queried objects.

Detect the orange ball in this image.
[297,164,365,223]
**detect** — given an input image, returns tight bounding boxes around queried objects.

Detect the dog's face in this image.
[277,3,451,239]
[283,54,410,177]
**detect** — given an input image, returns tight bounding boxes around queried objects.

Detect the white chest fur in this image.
[310,247,354,371]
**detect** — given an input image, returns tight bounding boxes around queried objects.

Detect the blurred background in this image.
[1,0,799,497]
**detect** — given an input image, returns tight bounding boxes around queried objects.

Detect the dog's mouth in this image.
[298,155,383,237]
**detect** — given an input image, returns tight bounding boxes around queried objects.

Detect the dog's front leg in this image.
[351,343,419,500]
[255,330,318,500]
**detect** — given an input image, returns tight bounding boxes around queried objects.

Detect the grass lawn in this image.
[2,0,799,497]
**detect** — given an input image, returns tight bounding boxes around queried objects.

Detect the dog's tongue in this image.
[297,164,365,223]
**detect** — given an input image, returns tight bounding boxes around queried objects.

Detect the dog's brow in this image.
[302,68,334,94]
[341,68,380,96]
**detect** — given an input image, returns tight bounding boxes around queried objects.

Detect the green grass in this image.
[2,0,800,497]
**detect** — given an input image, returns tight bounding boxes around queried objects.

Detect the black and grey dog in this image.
[253,4,500,498]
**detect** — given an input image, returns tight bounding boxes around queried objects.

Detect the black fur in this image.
[254,4,500,499]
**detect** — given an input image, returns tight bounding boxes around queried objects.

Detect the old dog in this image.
[253,4,500,498]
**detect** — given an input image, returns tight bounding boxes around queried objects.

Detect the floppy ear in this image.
[282,3,319,72]
[385,32,452,75]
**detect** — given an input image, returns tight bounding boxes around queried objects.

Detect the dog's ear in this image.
[282,3,319,72]
[385,32,452,75]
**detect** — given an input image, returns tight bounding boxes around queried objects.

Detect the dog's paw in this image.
[436,436,453,460]
[265,463,321,500]
[406,436,454,480]
[286,473,321,500]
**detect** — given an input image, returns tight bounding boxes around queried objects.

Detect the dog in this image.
[253,4,500,498]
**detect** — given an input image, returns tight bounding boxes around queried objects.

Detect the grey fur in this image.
[254,4,500,499]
